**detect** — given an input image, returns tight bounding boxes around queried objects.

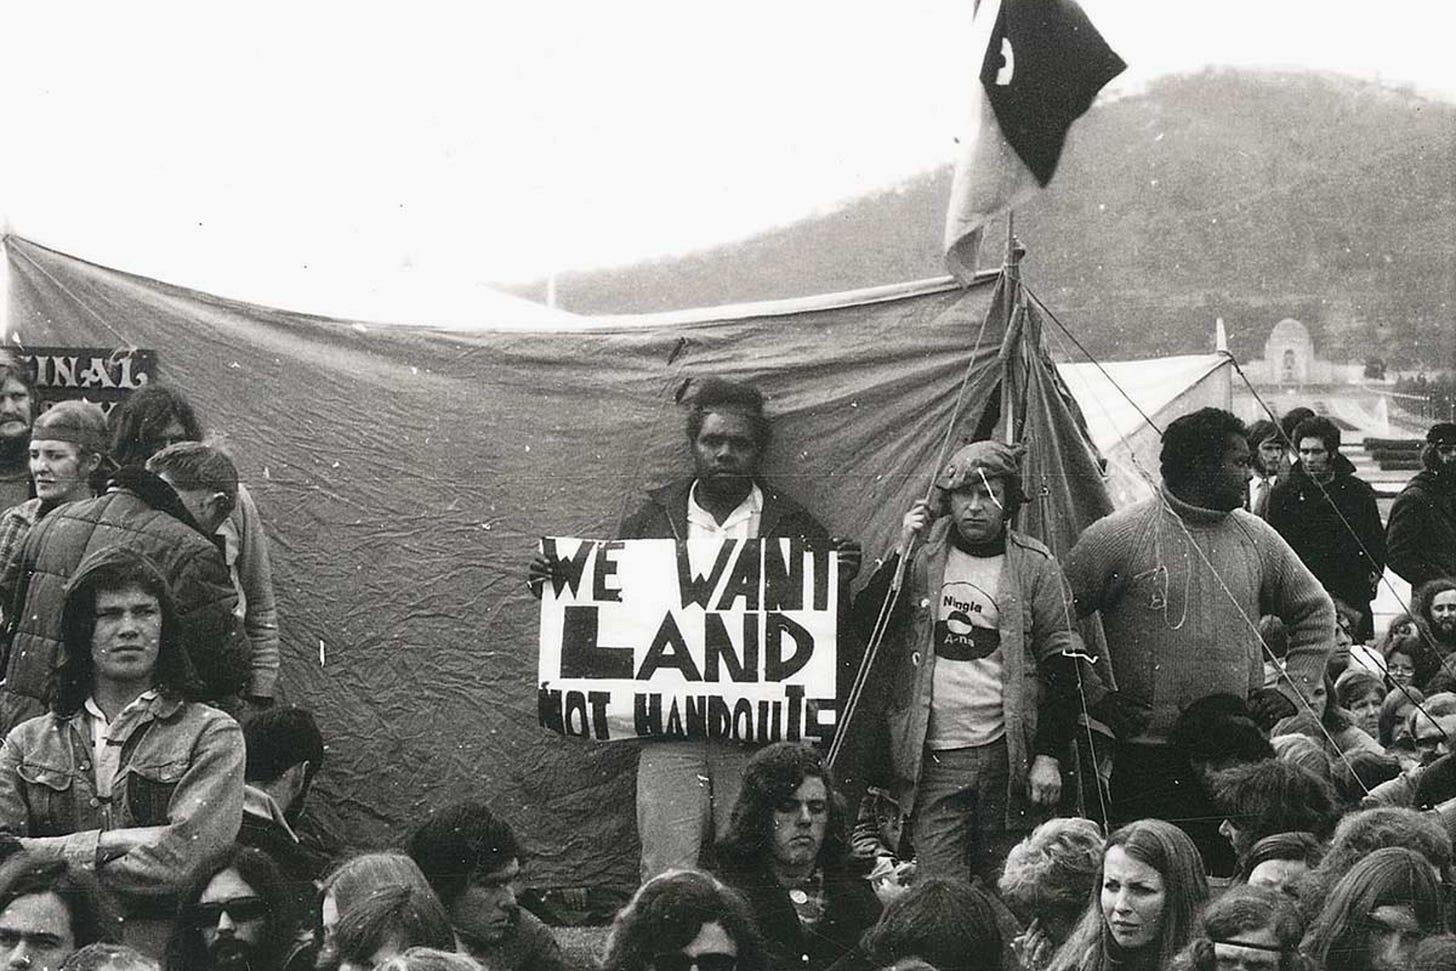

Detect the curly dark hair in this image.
[165,845,295,971]
[1414,577,1456,637]
[0,852,119,949]
[714,742,850,872]
[601,870,767,971]
[1292,415,1341,455]
[107,383,203,469]
[1160,408,1247,493]
[54,546,202,716]
[406,800,524,905]
[684,377,771,450]
[1167,885,1305,971]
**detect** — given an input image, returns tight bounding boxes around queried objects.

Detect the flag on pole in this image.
[944,0,1125,282]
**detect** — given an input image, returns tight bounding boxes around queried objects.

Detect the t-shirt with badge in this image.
[926,544,1006,749]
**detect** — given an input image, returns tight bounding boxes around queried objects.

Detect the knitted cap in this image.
[31,400,109,454]
[935,440,1028,503]
[1427,422,1456,446]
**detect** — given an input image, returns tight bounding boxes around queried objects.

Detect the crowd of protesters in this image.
[0,355,1454,971]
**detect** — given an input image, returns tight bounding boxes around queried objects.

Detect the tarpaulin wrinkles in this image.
[4,235,1112,891]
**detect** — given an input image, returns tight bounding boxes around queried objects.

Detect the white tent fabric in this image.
[1058,353,1233,506]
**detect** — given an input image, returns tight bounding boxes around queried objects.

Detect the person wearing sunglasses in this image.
[165,845,309,971]
[599,870,765,971]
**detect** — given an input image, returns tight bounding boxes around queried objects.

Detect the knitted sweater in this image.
[1062,486,1333,744]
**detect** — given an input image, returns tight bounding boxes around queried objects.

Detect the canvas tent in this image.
[3,234,1113,890]
[1058,354,1233,507]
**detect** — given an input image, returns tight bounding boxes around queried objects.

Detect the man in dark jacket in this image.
[240,707,332,918]
[1268,415,1385,639]
[1387,422,1456,590]
[711,742,879,971]
[0,441,246,731]
[533,376,860,880]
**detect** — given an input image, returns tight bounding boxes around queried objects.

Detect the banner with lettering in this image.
[19,347,157,414]
[537,537,839,744]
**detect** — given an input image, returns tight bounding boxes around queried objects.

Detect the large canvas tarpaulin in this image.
[4,235,1112,890]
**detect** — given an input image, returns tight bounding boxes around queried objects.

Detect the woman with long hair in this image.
[1046,819,1208,971]
[1301,846,1445,971]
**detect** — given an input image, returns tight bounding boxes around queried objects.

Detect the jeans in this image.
[637,739,754,881]
[909,738,1011,885]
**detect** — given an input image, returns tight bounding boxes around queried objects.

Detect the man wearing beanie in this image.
[1387,421,1456,589]
[1062,407,1333,832]
[0,400,110,576]
[857,439,1139,885]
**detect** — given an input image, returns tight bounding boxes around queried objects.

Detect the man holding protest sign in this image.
[532,376,860,881]
[859,440,1143,885]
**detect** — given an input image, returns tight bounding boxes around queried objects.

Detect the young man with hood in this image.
[0,442,247,732]
[858,440,1144,884]
[1387,422,1456,590]
[1267,414,1385,639]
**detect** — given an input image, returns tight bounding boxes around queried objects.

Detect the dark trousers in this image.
[1110,741,1236,877]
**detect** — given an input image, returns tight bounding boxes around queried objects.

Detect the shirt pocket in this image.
[15,760,78,836]
[123,758,186,826]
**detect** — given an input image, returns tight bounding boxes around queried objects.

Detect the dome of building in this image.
[1268,317,1311,344]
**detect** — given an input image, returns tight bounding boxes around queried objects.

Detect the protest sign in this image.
[538,536,839,744]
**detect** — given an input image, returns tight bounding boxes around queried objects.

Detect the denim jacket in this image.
[0,695,244,906]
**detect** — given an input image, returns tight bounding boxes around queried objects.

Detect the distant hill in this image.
[513,70,1455,368]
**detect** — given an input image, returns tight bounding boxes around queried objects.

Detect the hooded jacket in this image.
[0,468,246,732]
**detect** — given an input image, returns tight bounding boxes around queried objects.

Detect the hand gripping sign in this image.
[537,537,839,743]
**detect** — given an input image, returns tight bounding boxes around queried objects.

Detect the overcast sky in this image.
[3,1,1452,320]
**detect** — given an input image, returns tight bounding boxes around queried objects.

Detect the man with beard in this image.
[165,846,310,971]
[856,440,1144,885]
[711,742,880,971]
[0,359,36,513]
[1268,415,1385,639]
[1063,408,1334,829]
[1414,578,1456,658]
[530,376,860,879]
[1388,422,1456,590]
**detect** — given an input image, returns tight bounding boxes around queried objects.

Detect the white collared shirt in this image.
[84,689,159,798]
[686,481,763,540]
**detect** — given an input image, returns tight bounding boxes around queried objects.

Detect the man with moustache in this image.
[531,376,861,880]
[1387,422,1456,590]
[0,359,37,512]
[165,846,309,971]
[1063,408,1334,830]
[1414,578,1456,657]
[858,440,1145,885]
